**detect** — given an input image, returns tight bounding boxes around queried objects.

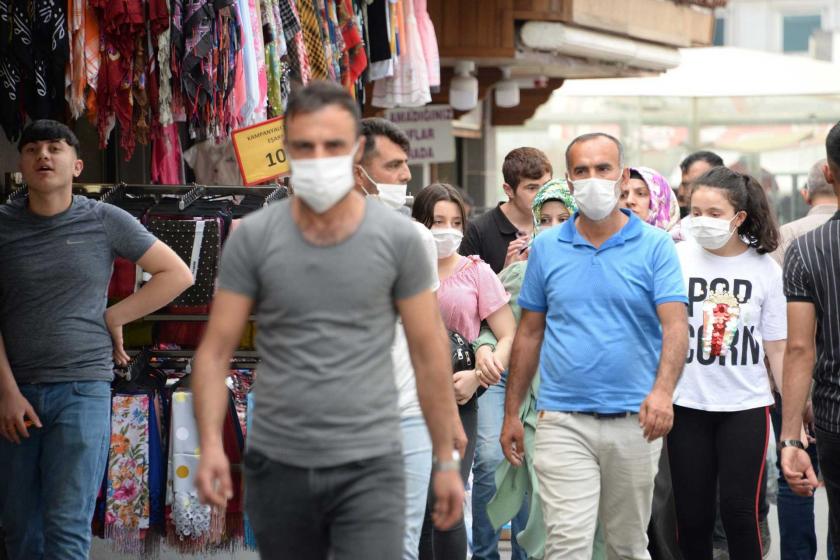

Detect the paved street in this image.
[89,489,833,559]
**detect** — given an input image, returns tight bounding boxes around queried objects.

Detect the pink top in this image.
[437,256,510,342]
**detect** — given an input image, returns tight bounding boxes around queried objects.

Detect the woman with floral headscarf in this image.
[621,166,680,231]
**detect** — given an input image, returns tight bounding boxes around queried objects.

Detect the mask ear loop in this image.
[355,164,377,196]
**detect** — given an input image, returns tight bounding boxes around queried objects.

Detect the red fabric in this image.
[151,123,185,184]
[156,305,209,348]
[340,0,367,87]
[108,257,136,299]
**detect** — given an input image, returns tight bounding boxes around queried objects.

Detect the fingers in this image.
[12,413,30,440]
[197,468,233,508]
[23,401,42,428]
[638,401,648,431]
[432,478,464,530]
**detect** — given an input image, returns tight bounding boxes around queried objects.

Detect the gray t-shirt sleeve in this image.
[217,222,260,299]
[97,203,157,262]
[394,224,435,301]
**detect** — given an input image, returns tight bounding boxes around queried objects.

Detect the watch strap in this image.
[779,439,806,450]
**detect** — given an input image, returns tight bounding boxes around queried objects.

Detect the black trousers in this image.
[668,405,769,560]
[817,426,840,556]
[419,397,478,560]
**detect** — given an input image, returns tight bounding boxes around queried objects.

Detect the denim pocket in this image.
[72,381,112,398]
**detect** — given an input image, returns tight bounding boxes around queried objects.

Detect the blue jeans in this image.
[471,377,528,560]
[0,381,111,560]
[771,393,835,560]
[401,415,433,560]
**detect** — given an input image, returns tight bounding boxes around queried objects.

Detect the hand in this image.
[500,415,525,467]
[781,446,820,497]
[195,445,233,509]
[452,417,468,459]
[639,387,673,442]
[104,308,130,367]
[0,385,42,444]
[475,346,503,387]
[431,469,464,530]
[503,238,529,269]
[453,370,480,405]
[804,401,817,444]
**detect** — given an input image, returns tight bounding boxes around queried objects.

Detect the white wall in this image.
[719,0,840,52]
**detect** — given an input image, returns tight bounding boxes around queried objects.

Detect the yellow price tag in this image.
[232,117,290,186]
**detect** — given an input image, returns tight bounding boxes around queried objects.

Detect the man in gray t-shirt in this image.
[0,120,193,560]
[193,82,464,559]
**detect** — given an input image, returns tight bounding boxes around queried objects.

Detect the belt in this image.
[569,411,636,419]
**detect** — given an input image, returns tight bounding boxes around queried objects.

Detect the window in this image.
[783,14,821,53]
[713,17,725,46]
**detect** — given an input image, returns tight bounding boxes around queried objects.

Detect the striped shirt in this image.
[784,211,840,432]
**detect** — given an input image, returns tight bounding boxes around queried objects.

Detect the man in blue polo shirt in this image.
[500,133,689,559]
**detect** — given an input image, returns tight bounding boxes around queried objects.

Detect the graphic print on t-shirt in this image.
[686,277,760,367]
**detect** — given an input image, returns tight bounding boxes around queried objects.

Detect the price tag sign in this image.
[231,117,290,186]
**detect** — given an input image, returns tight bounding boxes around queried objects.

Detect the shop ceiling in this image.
[423,0,720,126]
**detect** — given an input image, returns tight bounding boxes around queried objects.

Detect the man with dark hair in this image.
[352,116,468,560]
[192,81,464,558]
[781,121,840,559]
[767,162,837,560]
[502,132,688,559]
[0,119,193,559]
[353,117,412,212]
[678,151,724,217]
[460,147,552,273]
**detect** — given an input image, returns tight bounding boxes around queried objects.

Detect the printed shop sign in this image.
[384,105,455,164]
[232,116,290,185]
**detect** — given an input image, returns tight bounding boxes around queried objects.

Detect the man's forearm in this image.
[653,322,688,395]
[0,335,17,395]
[193,344,236,451]
[781,347,815,440]
[107,270,192,326]
[413,332,457,462]
[505,333,541,418]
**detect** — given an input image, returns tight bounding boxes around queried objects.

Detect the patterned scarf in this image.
[531,178,577,232]
[631,166,680,231]
[105,394,151,553]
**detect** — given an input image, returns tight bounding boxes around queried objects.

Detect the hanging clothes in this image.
[236,0,260,124]
[83,0,100,119]
[105,394,151,552]
[338,0,367,91]
[365,0,393,81]
[170,0,242,140]
[297,0,330,80]
[371,0,431,108]
[66,0,87,118]
[151,123,185,185]
[247,0,268,122]
[413,0,440,89]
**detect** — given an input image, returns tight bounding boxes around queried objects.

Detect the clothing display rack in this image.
[2,180,291,205]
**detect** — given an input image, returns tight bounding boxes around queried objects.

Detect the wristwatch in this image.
[779,439,806,450]
[433,450,461,473]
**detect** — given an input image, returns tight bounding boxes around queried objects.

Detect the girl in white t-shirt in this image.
[669,167,786,560]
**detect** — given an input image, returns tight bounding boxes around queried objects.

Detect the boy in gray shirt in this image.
[0,120,193,560]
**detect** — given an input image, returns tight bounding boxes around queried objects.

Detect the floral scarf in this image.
[531,178,577,232]
[631,166,679,231]
[105,394,151,552]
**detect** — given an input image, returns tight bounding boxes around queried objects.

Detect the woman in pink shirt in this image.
[412,183,516,560]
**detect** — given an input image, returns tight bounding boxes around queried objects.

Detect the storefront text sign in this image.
[232,117,290,185]
[385,105,455,164]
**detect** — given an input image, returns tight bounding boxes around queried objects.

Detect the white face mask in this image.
[431,227,463,259]
[685,215,738,250]
[357,166,407,210]
[289,143,359,214]
[570,174,622,221]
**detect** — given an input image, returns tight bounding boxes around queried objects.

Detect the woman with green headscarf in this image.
[471,179,608,560]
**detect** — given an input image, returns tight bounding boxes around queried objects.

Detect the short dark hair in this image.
[412,183,468,231]
[284,80,361,136]
[18,119,80,155]
[502,148,552,191]
[360,118,410,164]
[691,166,779,254]
[826,121,840,169]
[565,133,624,171]
[680,150,724,173]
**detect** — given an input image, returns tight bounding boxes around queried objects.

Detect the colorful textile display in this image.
[105,394,151,552]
